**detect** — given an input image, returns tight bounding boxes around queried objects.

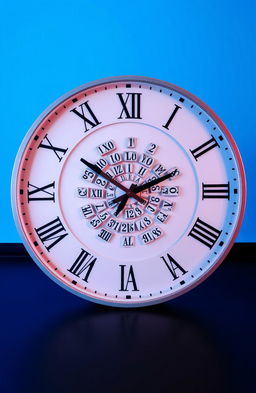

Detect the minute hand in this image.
[80,158,145,204]
[111,168,179,204]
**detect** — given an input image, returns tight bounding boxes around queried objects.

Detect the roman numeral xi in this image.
[70,101,101,132]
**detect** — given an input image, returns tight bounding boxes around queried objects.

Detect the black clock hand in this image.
[115,184,136,217]
[111,168,179,204]
[80,158,146,204]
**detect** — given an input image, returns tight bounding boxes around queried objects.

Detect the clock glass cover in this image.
[12,76,246,307]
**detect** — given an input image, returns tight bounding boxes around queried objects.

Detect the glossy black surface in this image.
[0,253,255,393]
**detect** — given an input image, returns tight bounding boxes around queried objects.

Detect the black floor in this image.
[1,251,255,393]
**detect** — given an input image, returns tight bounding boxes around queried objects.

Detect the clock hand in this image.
[115,184,136,217]
[111,168,179,204]
[80,158,146,204]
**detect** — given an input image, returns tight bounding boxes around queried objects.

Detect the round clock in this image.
[12,76,246,307]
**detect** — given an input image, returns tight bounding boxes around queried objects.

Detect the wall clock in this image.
[12,76,246,307]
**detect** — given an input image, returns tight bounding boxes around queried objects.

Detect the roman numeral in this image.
[190,135,220,161]
[117,93,142,119]
[119,265,139,291]
[188,218,221,249]
[68,248,97,282]
[38,135,68,162]
[162,104,182,130]
[70,101,101,132]
[35,217,68,252]
[202,183,230,200]
[161,253,187,280]
[27,181,55,202]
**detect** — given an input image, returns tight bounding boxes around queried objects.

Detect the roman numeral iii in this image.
[38,135,68,162]
[188,218,221,249]
[27,181,55,202]
[190,135,219,161]
[202,183,230,199]
[35,217,68,252]
[68,248,97,282]
[70,101,101,132]
[117,93,142,119]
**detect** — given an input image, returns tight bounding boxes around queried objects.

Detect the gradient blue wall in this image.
[1,0,255,242]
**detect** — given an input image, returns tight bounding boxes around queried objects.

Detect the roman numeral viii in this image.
[202,183,230,200]
[161,253,187,280]
[27,181,55,202]
[68,248,97,282]
[119,265,139,291]
[190,135,219,161]
[117,93,142,119]
[35,217,68,252]
[188,218,221,249]
[70,101,101,132]
[38,135,68,162]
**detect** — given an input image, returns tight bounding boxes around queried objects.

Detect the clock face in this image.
[12,76,246,307]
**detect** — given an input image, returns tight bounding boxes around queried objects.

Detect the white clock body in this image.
[11,76,246,307]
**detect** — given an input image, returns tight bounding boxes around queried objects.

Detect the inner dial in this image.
[59,122,198,261]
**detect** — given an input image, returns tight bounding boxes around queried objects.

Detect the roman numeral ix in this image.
[68,248,97,282]
[190,135,220,161]
[188,218,222,249]
[70,101,101,132]
[38,135,68,162]
[27,181,55,202]
[35,217,68,252]
[202,183,230,200]
[117,93,142,119]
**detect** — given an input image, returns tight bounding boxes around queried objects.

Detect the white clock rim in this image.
[11,75,247,308]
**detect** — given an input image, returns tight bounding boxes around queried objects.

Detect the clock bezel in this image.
[11,75,246,307]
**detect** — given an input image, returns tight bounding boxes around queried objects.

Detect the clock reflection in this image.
[24,305,233,393]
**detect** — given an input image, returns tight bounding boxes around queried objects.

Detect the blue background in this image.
[1,0,254,243]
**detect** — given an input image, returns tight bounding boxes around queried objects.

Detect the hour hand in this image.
[80,158,146,204]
